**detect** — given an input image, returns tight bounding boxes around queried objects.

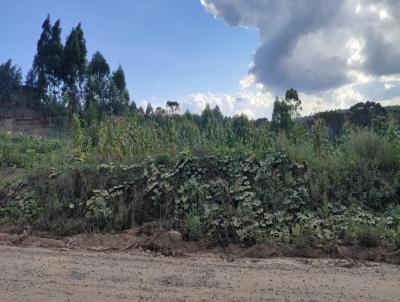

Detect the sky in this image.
[1,0,400,119]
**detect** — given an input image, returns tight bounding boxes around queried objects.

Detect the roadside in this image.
[0,244,399,302]
[0,227,400,301]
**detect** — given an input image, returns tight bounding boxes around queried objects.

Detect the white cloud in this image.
[139,100,150,109]
[381,96,400,106]
[199,0,400,115]
[239,74,256,89]
[183,84,367,119]
[235,108,256,119]
[183,85,275,119]
[139,96,158,110]
[201,0,400,93]
[384,83,395,90]
[200,0,219,16]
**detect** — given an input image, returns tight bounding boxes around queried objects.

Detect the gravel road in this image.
[0,245,399,302]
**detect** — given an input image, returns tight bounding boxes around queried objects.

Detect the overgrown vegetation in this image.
[0,101,399,253]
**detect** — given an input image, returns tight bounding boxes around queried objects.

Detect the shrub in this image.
[346,129,400,170]
[386,227,400,249]
[292,226,314,249]
[181,210,204,241]
[350,224,383,248]
[388,206,400,228]
[347,129,382,160]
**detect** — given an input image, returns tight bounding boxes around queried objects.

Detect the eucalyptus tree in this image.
[63,23,87,118]
[31,15,64,119]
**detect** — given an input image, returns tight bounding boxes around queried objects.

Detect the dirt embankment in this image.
[0,226,399,264]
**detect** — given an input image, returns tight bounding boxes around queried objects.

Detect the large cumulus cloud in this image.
[200,0,400,93]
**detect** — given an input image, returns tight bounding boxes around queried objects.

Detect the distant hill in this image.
[298,103,399,136]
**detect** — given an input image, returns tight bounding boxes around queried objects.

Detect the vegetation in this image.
[0,99,399,252]
[0,15,399,253]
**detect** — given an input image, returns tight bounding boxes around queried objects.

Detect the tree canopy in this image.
[0,60,22,107]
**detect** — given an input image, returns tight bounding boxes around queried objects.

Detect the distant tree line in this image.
[303,101,390,137]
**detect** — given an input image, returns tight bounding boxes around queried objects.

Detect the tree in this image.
[271,89,302,133]
[85,51,111,116]
[145,104,154,117]
[29,15,65,120]
[0,60,22,107]
[84,75,108,117]
[155,106,166,116]
[200,104,214,129]
[48,19,64,92]
[32,16,64,100]
[318,110,345,137]
[200,104,226,143]
[231,114,253,144]
[348,101,387,127]
[108,66,129,115]
[166,101,180,114]
[87,51,110,79]
[129,100,137,112]
[212,105,223,121]
[285,88,302,118]
[112,65,127,92]
[285,88,300,106]
[63,23,87,117]
[33,15,52,100]
[271,97,292,132]
[255,118,268,128]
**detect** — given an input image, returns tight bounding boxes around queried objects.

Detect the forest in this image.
[1,16,400,253]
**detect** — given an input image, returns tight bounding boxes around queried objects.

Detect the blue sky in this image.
[1,0,400,118]
[0,0,259,112]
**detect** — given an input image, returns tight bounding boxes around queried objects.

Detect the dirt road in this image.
[0,245,399,302]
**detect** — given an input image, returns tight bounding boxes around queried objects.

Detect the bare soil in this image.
[0,227,399,301]
[1,245,400,302]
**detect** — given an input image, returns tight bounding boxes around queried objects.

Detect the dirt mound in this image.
[142,230,198,256]
[0,227,202,256]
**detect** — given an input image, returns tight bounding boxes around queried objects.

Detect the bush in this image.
[181,210,204,241]
[349,224,383,248]
[388,206,400,228]
[387,227,400,249]
[347,129,382,160]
